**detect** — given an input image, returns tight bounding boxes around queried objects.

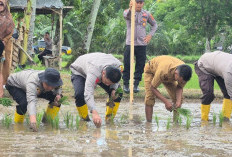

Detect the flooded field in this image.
[0,99,232,157]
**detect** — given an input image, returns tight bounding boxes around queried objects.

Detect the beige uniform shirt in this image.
[198,51,232,99]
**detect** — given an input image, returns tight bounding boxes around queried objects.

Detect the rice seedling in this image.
[54,115,59,129]
[36,112,44,128]
[70,115,74,129]
[2,114,12,128]
[186,115,192,130]
[154,114,159,128]
[64,112,72,128]
[0,98,13,107]
[25,114,30,125]
[178,115,182,126]
[213,112,217,125]
[76,115,80,129]
[166,117,171,130]
[177,108,191,117]
[58,96,70,105]
[219,111,223,127]
[120,112,129,124]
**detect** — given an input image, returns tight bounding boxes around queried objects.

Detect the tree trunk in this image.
[83,0,101,52]
[205,37,211,52]
[27,0,36,56]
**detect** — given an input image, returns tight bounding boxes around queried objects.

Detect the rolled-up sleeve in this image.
[26,83,38,116]
[151,70,162,88]
[123,9,131,20]
[147,13,158,36]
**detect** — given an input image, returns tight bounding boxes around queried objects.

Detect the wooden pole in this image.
[59,9,63,70]
[130,0,135,105]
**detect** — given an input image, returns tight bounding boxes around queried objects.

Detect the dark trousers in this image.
[71,74,123,107]
[38,49,52,61]
[122,45,147,85]
[6,84,56,115]
[194,62,230,104]
[0,40,5,57]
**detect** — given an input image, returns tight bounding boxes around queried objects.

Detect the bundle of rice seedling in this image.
[58,96,70,105]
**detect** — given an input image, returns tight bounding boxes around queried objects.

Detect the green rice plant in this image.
[120,113,129,124]
[0,98,13,107]
[2,114,12,128]
[178,115,182,126]
[25,114,30,125]
[36,112,44,128]
[76,115,80,129]
[219,111,223,127]
[166,117,171,130]
[154,114,159,128]
[213,112,217,125]
[177,108,191,117]
[58,96,70,105]
[70,115,74,129]
[54,115,59,129]
[64,112,72,128]
[186,116,192,130]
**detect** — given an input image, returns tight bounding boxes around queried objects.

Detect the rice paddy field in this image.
[1,98,232,156]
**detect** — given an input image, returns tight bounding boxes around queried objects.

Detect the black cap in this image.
[136,0,144,2]
[38,68,63,87]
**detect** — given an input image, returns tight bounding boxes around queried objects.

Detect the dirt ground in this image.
[0,98,232,157]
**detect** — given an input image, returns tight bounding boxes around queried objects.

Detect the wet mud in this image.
[0,99,232,157]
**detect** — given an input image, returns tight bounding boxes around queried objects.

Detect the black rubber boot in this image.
[123,84,130,94]
[134,81,140,93]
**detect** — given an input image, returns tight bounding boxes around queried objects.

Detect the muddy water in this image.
[0,99,232,157]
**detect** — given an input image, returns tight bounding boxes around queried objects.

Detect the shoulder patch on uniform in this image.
[95,78,100,84]
[120,65,124,72]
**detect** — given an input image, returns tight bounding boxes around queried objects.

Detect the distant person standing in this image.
[0,0,15,98]
[123,0,158,93]
[38,32,52,62]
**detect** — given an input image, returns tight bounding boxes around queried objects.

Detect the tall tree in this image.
[83,0,101,52]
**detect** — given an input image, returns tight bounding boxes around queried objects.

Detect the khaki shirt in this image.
[124,9,157,46]
[70,52,122,111]
[145,56,185,88]
[198,51,232,99]
[7,69,62,116]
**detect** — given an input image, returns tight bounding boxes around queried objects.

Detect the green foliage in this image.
[0,98,13,107]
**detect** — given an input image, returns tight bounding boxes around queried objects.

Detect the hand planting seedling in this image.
[0,98,13,107]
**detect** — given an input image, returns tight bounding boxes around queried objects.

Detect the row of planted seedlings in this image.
[0,98,13,128]
[36,96,81,130]
[153,108,193,130]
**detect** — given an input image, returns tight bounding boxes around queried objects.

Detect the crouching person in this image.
[195,51,232,121]
[144,56,192,122]
[6,68,63,131]
[70,52,123,128]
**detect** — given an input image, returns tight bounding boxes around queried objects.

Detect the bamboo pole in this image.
[59,9,63,70]
[129,0,136,121]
